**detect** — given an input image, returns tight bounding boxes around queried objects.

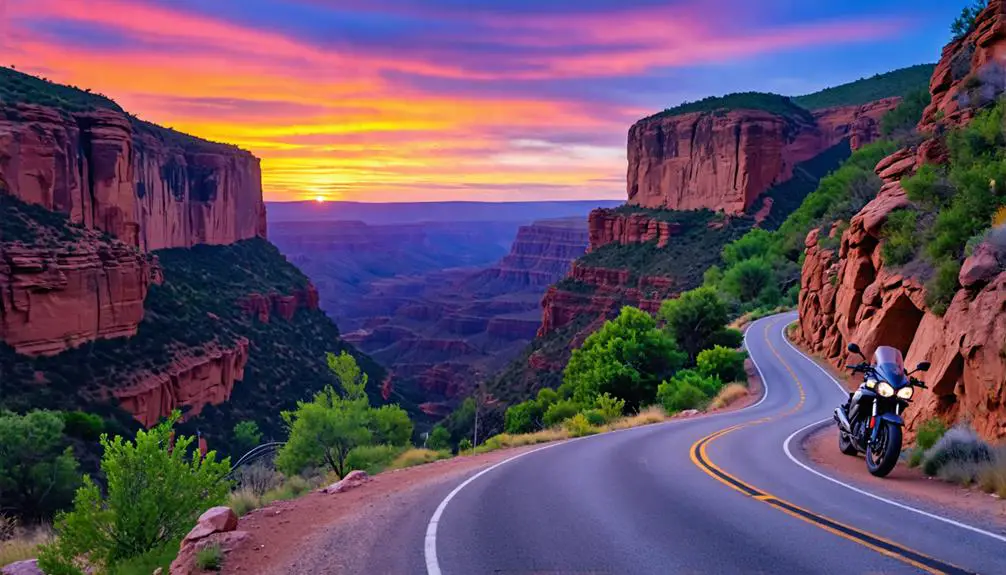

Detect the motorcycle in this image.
[834,343,930,477]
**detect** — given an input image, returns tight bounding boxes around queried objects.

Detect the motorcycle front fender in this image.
[879,412,904,426]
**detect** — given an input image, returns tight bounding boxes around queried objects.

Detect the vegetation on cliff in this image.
[0,66,122,113]
[645,92,814,123]
[952,1,989,41]
[884,101,1006,313]
[792,64,936,110]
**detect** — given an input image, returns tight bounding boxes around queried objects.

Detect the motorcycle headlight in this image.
[897,386,914,400]
[877,381,895,398]
[865,377,877,389]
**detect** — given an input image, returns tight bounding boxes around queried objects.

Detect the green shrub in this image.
[593,393,626,420]
[722,258,774,303]
[696,346,747,383]
[505,400,543,434]
[60,411,105,441]
[581,409,607,427]
[880,209,919,266]
[370,405,414,447]
[37,412,230,573]
[910,418,950,467]
[657,381,707,413]
[536,388,559,407]
[922,426,992,477]
[232,420,262,454]
[658,288,729,362]
[0,410,80,520]
[543,400,582,427]
[390,448,451,469]
[564,413,597,438]
[345,444,403,475]
[108,540,181,575]
[881,88,931,137]
[426,425,451,451]
[925,259,962,315]
[709,328,744,349]
[457,438,473,454]
[227,488,260,517]
[195,544,223,571]
[951,1,988,40]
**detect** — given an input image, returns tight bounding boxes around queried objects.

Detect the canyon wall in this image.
[626,101,899,214]
[468,218,588,290]
[0,103,265,251]
[798,1,1006,440]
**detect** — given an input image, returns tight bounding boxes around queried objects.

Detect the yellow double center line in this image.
[689,319,974,575]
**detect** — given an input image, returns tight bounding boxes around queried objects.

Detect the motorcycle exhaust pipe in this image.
[834,407,852,433]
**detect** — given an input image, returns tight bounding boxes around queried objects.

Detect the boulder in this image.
[321,470,370,494]
[170,531,250,575]
[959,242,1003,288]
[182,506,239,544]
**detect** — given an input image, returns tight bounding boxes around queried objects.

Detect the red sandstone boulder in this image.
[170,507,247,575]
[959,242,1003,288]
[183,507,239,543]
[321,470,370,494]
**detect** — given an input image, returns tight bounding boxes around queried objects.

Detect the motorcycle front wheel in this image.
[866,422,902,477]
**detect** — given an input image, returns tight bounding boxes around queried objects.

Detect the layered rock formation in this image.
[0,103,265,251]
[0,242,159,356]
[587,210,679,251]
[798,1,1006,440]
[626,101,899,213]
[467,218,588,290]
[114,338,250,428]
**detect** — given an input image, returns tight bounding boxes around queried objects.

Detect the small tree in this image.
[276,352,373,477]
[722,257,774,303]
[504,400,542,434]
[0,410,80,520]
[659,288,730,362]
[232,420,262,453]
[371,404,414,446]
[952,1,988,40]
[427,425,451,451]
[696,346,747,383]
[38,412,230,573]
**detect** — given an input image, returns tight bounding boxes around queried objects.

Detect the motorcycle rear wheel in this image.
[866,422,902,477]
[838,430,858,455]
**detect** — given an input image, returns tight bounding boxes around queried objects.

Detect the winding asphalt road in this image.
[423,313,1006,574]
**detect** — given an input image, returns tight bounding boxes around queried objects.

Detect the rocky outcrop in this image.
[321,470,370,494]
[588,209,680,251]
[0,103,265,251]
[0,242,159,356]
[467,218,588,291]
[113,338,249,427]
[798,7,1006,439]
[921,0,1006,131]
[626,101,899,214]
[171,507,248,575]
[813,97,902,151]
[237,286,320,323]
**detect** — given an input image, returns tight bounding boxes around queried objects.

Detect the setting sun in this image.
[314,196,326,203]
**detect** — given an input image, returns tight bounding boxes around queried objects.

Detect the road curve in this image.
[426,313,1006,575]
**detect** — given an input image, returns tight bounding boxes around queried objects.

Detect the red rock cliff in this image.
[798,4,1006,440]
[588,209,680,251]
[0,241,159,356]
[626,102,899,214]
[0,103,266,251]
[468,218,588,290]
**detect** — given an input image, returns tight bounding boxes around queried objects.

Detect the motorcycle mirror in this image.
[916,361,931,372]
[847,342,863,357]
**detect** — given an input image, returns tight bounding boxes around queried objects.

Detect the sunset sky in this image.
[1,0,963,202]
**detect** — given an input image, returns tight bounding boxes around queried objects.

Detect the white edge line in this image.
[770,320,1006,544]
[425,315,779,574]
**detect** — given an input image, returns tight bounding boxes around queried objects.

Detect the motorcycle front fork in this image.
[868,403,900,444]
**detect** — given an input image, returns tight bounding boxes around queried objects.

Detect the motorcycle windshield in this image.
[873,346,908,387]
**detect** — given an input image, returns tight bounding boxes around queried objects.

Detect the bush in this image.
[38,412,231,573]
[667,369,723,397]
[370,405,414,447]
[581,409,607,427]
[504,400,543,434]
[345,444,403,475]
[696,346,747,383]
[227,488,260,517]
[426,425,451,451]
[881,209,918,266]
[924,259,961,315]
[61,411,104,441]
[659,288,730,362]
[232,420,262,454]
[196,544,223,571]
[457,438,473,454]
[657,381,707,413]
[921,426,992,477]
[951,1,988,40]
[543,400,582,427]
[0,410,80,521]
[108,540,180,575]
[881,88,931,137]
[722,257,774,303]
[536,388,559,407]
[909,418,949,467]
[232,462,282,496]
[709,383,749,410]
[564,414,596,438]
[593,393,626,421]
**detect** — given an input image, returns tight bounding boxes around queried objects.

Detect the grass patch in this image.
[710,383,749,410]
[389,448,452,470]
[0,525,51,568]
[603,406,669,430]
[227,488,261,517]
[108,540,180,575]
[195,544,223,572]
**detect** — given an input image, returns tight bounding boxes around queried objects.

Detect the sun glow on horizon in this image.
[314,195,326,203]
